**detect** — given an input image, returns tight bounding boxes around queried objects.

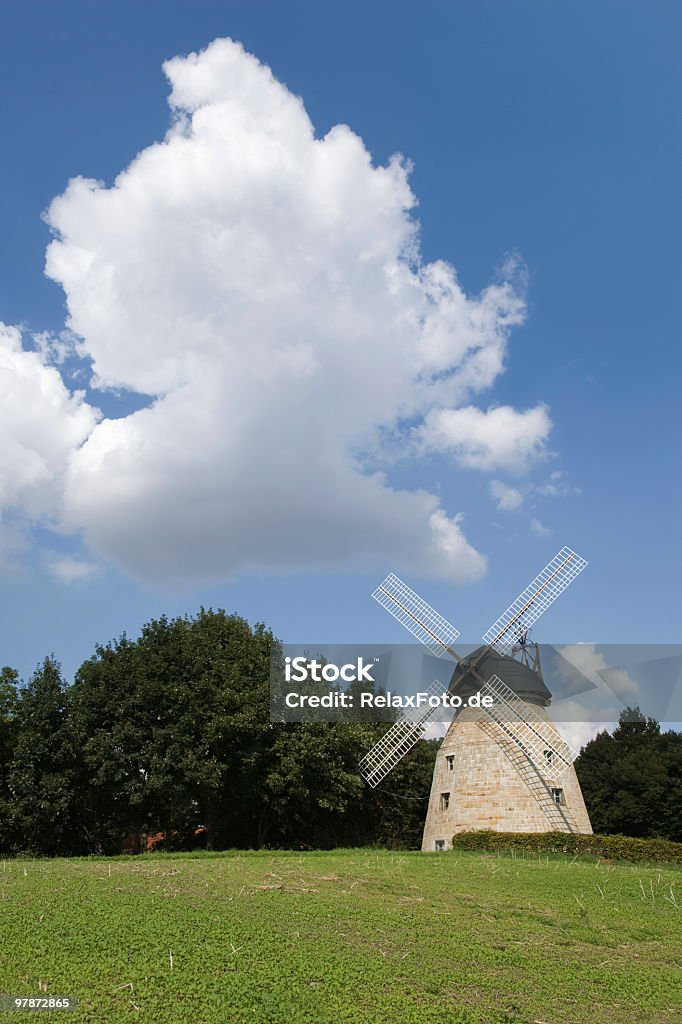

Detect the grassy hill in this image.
[0,849,680,1023]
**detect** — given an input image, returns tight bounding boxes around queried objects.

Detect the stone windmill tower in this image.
[359,547,593,850]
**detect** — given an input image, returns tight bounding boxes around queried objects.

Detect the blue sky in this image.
[0,1,680,689]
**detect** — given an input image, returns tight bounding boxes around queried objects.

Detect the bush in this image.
[449,830,682,864]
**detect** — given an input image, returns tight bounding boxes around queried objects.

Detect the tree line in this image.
[0,610,436,856]
[575,707,681,842]
[0,608,679,856]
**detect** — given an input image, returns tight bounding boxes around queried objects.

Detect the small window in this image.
[435,839,445,851]
[445,754,455,772]
[543,749,553,766]
[551,787,564,805]
[440,792,450,810]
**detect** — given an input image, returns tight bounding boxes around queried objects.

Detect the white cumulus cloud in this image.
[1,37,552,585]
[0,323,97,541]
[418,404,551,473]
[490,479,526,512]
[45,553,103,584]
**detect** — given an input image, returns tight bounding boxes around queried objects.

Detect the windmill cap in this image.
[449,645,552,706]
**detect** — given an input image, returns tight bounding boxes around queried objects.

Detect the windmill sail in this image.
[359,680,447,787]
[478,674,578,778]
[476,717,580,831]
[372,573,460,660]
[363,547,587,794]
[482,547,588,655]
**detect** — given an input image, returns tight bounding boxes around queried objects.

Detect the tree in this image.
[8,658,81,855]
[0,666,19,853]
[575,706,682,841]
[251,723,437,850]
[658,729,682,842]
[368,737,439,849]
[68,608,437,852]
[70,610,276,851]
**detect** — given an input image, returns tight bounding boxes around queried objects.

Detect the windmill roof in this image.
[449,645,552,705]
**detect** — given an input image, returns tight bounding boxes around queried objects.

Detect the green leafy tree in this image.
[0,666,19,852]
[576,706,682,840]
[253,723,437,850]
[368,737,440,849]
[8,658,81,855]
[71,610,276,851]
[257,721,372,848]
[658,728,682,842]
[71,632,157,852]
[70,609,438,852]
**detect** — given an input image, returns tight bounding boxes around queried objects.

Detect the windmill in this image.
[359,547,593,849]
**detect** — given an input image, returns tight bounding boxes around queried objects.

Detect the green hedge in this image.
[449,830,682,864]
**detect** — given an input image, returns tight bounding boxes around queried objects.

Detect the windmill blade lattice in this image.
[372,573,460,660]
[478,674,578,778]
[482,547,588,655]
[359,680,447,788]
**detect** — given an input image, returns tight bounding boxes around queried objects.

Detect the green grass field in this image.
[0,849,680,1024]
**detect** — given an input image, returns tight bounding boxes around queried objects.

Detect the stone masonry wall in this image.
[421,706,592,851]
